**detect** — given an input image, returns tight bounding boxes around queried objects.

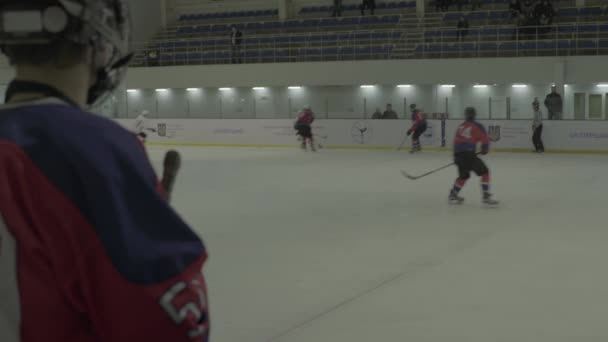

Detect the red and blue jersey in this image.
[295,109,315,127]
[409,111,427,131]
[454,120,490,153]
[0,99,209,342]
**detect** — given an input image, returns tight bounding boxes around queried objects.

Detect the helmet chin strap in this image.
[86,42,133,106]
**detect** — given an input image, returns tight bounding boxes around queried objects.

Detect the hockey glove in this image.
[481,145,489,155]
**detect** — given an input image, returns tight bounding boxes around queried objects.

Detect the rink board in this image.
[116,119,608,153]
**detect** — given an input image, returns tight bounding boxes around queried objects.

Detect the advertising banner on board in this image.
[115,118,608,152]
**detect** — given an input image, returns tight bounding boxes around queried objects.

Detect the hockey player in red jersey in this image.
[406,108,428,153]
[0,1,209,341]
[294,105,316,151]
[449,107,499,205]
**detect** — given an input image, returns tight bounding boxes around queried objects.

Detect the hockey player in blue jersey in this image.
[0,1,209,341]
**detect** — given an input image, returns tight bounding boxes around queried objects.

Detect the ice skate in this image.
[482,193,499,206]
[449,191,465,205]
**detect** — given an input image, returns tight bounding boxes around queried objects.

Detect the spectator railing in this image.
[131,22,608,67]
[158,6,606,42]
[159,13,404,41]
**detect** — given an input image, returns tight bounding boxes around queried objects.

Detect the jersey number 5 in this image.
[458,126,473,139]
[160,279,208,338]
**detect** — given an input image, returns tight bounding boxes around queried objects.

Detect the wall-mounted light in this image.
[219,87,232,91]
[126,89,138,93]
[512,84,527,88]
[473,84,488,88]
[252,87,266,90]
[441,84,456,88]
[397,84,411,88]
[360,85,375,88]
[187,88,200,92]
[597,84,608,87]
[288,86,302,90]
[155,88,169,92]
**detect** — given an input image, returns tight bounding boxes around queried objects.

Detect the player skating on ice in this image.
[532,99,545,153]
[449,107,499,206]
[134,110,156,142]
[0,1,209,341]
[294,105,316,151]
[406,108,428,153]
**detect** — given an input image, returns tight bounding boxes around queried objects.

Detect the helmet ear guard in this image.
[0,3,78,45]
[0,0,132,107]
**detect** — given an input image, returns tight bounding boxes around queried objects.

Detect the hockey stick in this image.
[396,132,409,151]
[161,150,181,202]
[314,134,327,149]
[400,163,454,180]
[401,153,482,180]
[297,134,325,149]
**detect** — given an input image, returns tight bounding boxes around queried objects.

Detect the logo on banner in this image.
[157,123,167,137]
[488,125,501,142]
[351,121,373,144]
[156,122,181,138]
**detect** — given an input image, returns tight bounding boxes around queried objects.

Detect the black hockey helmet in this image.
[0,0,132,106]
[464,107,477,121]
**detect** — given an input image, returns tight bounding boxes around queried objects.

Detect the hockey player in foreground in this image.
[449,107,499,206]
[406,108,428,153]
[0,1,209,341]
[294,105,316,151]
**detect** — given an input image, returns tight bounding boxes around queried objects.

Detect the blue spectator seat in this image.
[322,47,339,56]
[557,40,571,49]
[479,42,498,51]
[519,41,537,50]
[580,7,602,16]
[557,8,579,16]
[577,40,597,49]
[499,41,517,51]
[469,12,489,21]
[558,25,576,33]
[578,24,598,33]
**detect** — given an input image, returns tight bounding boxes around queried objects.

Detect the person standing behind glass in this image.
[532,98,545,153]
[382,103,398,119]
[544,85,563,120]
[371,107,383,119]
[230,25,243,64]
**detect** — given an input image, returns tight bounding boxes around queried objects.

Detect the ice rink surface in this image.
[147,146,608,342]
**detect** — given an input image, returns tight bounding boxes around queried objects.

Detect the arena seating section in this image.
[133,0,608,66]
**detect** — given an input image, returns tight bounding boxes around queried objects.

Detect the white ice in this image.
[147,146,608,342]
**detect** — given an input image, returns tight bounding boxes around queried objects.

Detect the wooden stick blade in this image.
[400,170,419,180]
[162,150,182,201]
